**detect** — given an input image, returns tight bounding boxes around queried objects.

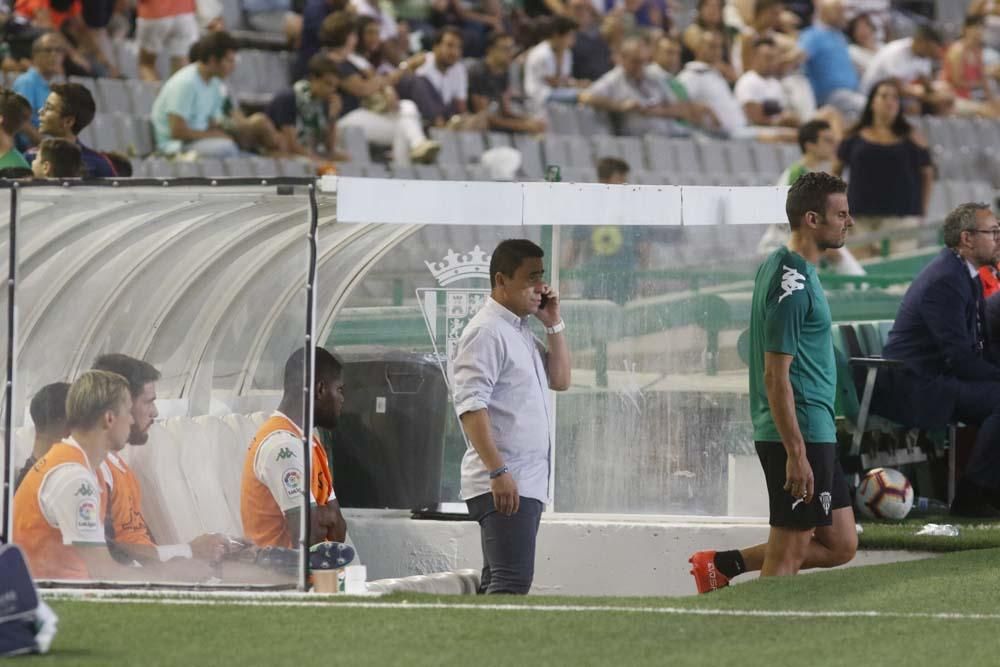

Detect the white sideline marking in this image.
[41,591,1000,621]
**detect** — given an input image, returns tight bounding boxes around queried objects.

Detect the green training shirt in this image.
[749,246,837,444]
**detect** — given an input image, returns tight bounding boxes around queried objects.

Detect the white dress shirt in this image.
[453,297,552,503]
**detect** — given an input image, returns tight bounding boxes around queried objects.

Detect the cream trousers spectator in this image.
[137,13,200,58]
[338,100,427,166]
[852,215,923,257]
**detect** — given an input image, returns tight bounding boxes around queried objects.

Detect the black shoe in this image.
[950,483,1000,519]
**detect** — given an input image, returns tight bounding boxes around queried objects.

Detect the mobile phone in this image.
[539,293,549,310]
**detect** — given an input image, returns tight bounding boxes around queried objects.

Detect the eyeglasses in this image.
[969,228,1000,240]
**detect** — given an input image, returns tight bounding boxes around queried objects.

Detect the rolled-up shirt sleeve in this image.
[452,325,503,416]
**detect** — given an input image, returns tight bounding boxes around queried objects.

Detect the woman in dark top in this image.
[833,79,934,257]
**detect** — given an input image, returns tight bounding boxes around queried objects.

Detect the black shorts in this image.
[755,441,852,530]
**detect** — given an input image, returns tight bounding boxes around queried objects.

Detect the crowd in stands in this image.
[0,1,989,171]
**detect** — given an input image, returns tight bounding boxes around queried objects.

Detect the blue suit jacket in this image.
[875,248,1000,427]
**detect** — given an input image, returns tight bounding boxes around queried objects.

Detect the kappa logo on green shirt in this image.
[778,265,806,303]
[276,447,296,461]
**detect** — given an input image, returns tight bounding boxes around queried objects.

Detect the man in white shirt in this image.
[453,239,571,594]
[860,25,949,113]
[679,29,795,141]
[735,36,800,128]
[523,16,584,112]
[409,27,477,127]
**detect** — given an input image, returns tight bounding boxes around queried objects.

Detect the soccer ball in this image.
[855,467,914,520]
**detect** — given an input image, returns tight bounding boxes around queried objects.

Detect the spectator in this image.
[15,0,115,76]
[410,27,485,129]
[678,29,795,141]
[860,25,949,114]
[25,83,116,177]
[842,0,891,44]
[736,0,804,75]
[135,0,200,81]
[845,12,878,78]
[681,0,737,86]
[468,32,547,134]
[568,0,612,82]
[874,203,1000,518]
[322,12,440,164]
[13,382,70,493]
[295,0,349,79]
[735,36,800,128]
[610,0,671,33]
[243,0,294,34]
[523,15,583,112]
[151,30,240,157]
[580,37,693,137]
[428,0,503,59]
[646,34,721,133]
[942,15,1000,117]
[355,15,390,73]
[0,88,32,169]
[12,32,65,149]
[564,157,656,303]
[969,0,1000,51]
[31,136,82,177]
[266,54,348,164]
[799,0,865,117]
[833,79,932,257]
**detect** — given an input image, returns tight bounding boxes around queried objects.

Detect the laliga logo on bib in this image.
[282,469,303,497]
[417,246,493,382]
[76,500,98,530]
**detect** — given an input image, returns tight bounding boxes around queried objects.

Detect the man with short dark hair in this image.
[410,27,481,128]
[860,24,950,114]
[266,53,347,163]
[690,172,858,592]
[467,33,547,134]
[14,382,71,492]
[241,347,348,548]
[31,137,82,178]
[874,203,1000,517]
[735,37,800,128]
[0,89,32,169]
[523,15,583,111]
[151,30,240,157]
[25,82,116,177]
[91,353,230,566]
[454,239,571,594]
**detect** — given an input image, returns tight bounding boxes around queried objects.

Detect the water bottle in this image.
[910,496,950,516]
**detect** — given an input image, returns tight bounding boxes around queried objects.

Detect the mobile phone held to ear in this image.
[539,293,549,310]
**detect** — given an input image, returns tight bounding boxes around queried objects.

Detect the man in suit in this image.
[874,202,1000,517]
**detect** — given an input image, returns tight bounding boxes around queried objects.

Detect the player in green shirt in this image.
[0,89,32,171]
[689,172,858,593]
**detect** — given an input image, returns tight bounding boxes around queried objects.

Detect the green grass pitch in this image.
[30,547,1000,667]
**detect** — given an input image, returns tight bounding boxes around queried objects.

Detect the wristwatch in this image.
[489,465,509,479]
[544,320,566,335]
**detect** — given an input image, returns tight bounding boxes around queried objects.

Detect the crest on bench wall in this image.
[417,246,492,389]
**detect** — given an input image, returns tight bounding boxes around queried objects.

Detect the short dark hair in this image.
[0,166,33,179]
[914,24,943,45]
[785,171,847,229]
[597,156,630,182]
[37,138,82,178]
[489,239,544,288]
[93,353,161,398]
[550,16,578,36]
[797,119,831,153]
[0,89,31,135]
[188,37,203,63]
[30,382,70,431]
[319,12,356,49]
[965,14,986,30]
[754,0,781,17]
[307,53,340,79]
[198,30,238,63]
[49,83,96,134]
[434,26,464,46]
[486,32,514,53]
[283,346,343,396]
